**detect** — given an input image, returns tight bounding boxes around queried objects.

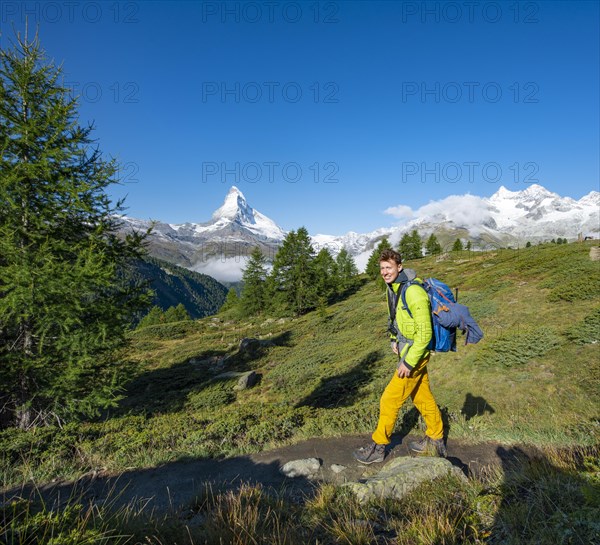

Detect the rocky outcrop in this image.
[343,456,466,503]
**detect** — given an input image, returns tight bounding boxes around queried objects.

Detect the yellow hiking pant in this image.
[372,356,444,445]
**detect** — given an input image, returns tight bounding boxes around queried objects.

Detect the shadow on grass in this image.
[1,454,318,542]
[491,445,600,544]
[109,331,292,417]
[461,393,495,421]
[294,350,384,409]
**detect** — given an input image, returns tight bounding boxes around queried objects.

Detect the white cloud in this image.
[192,257,249,283]
[383,204,414,220]
[416,194,491,228]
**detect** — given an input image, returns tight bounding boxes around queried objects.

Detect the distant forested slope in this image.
[133,257,228,318]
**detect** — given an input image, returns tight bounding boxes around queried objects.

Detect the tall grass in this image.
[2,446,597,545]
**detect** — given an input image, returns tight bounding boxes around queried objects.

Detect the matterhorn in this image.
[120,187,285,281]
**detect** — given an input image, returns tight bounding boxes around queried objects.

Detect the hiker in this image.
[354,248,446,464]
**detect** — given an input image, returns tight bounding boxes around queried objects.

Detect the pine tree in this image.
[465,240,472,251]
[0,33,151,427]
[526,241,532,248]
[452,238,464,251]
[399,229,423,260]
[425,233,442,256]
[239,247,268,316]
[268,227,317,315]
[365,238,392,279]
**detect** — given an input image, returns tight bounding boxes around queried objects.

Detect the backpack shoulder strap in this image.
[400,279,426,319]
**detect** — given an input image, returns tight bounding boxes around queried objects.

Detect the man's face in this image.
[379,259,401,283]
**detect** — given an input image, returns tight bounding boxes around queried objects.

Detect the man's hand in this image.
[391,341,399,355]
[397,362,412,378]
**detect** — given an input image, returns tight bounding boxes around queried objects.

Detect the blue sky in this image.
[1,0,598,235]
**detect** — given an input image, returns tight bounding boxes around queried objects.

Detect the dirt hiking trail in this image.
[3,433,541,514]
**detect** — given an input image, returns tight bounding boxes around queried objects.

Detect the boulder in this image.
[239,337,262,353]
[344,456,466,504]
[239,337,275,354]
[590,247,600,261]
[213,370,260,391]
[280,458,322,479]
[233,371,260,391]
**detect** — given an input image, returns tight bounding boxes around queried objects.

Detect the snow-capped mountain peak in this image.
[490,183,557,203]
[212,186,256,225]
[120,183,598,282]
[579,191,600,207]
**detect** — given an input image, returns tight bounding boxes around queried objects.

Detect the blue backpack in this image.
[396,276,484,352]
[399,278,458,352]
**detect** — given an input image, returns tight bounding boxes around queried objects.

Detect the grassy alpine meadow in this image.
[1,241,599,544]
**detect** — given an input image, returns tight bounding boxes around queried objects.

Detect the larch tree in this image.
[0,33,151,428]
[269,227,317,315]
[313,247,338,302]
[239,247,268,316]
[365,237,392,279]
[335,247,359,291]
[399,229,423,260]
[452,238,464,251]
[425,233,442,256]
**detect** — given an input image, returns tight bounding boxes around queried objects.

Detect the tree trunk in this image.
[15,322,33,429]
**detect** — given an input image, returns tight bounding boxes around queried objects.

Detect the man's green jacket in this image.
[387,270,433,369]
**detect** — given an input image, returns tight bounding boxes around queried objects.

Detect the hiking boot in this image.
[408,436,447,457]
[353,441,386,464]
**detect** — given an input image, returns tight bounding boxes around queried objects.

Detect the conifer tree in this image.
[399,229,423,260]
[452,238,464,251]
[365,237,392,279]
[335,247,359,291]
[137,306,164,328]
[220,288,240,313]
[313,247,337,301]
[466,240,472,251]
[269,227,317,315]
[164,303,191,323]
[239,247,268,316]
[0,33,151,427]
[425,233,442,256]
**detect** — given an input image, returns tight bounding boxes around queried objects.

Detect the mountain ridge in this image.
[119,184,599,281]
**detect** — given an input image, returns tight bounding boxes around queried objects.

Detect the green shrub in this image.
[475,327,561,368]
[548,277,600,302]
[186,380,236,410]
[458,292,498,319]
[565,307,600,345]
[131,320,201,340]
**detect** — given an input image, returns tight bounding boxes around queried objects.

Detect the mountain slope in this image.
[133,256,228,318]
